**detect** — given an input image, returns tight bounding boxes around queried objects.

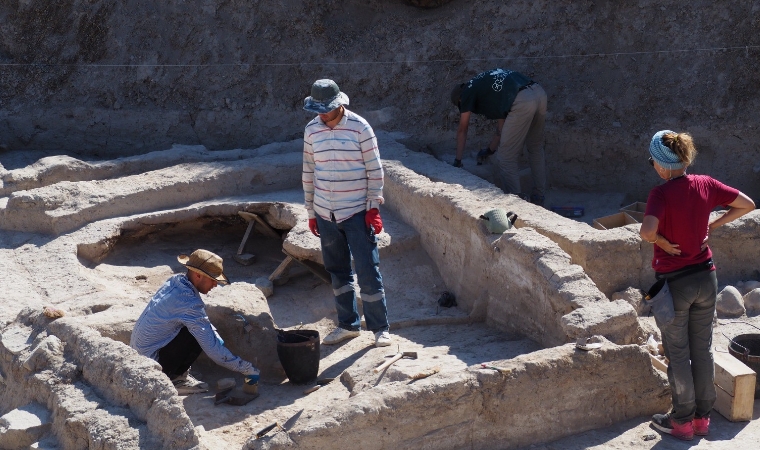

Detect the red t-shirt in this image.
[645,174,739,273]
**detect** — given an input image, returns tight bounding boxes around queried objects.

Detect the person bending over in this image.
[450,68,547,205]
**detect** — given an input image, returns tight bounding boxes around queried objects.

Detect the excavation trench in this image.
[0,137,684,449]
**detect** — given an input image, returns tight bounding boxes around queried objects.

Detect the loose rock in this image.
[744,288,760,316]
[739,280,760,295]
[255,277,274,298]
[0,403,52,449]
[716,286,745,318]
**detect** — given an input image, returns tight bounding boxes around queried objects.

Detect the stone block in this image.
[717,286,745,318]
[233,253,256,266]
[611,286,647,315]
[22,335,65,372]
[204,283,284,380]
[561,300,640,344]
[255,277,274,297]
[0,402,52,449]
[0,325,35,355]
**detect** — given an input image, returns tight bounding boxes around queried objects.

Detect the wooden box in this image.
[592,212,639,230]
[620,201,647,222]
[713,351,756,422]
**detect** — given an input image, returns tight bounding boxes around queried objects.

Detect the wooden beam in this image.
[283,249,331,285]
[268,256,295,282]
[237,220,256,255]
[238,211,280,239]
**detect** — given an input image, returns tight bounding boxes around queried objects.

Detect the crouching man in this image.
[130,249,259,395]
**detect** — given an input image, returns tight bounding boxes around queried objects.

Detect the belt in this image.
[656,258,714,280]
[518,82,536,91]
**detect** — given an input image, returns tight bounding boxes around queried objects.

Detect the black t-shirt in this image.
[458,69,534,119]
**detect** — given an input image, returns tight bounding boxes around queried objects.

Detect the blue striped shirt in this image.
[130,274,254,374]
[302,109,384,222]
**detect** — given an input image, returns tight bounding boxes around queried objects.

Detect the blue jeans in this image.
[655,269,717,423]
[316,212,389,333]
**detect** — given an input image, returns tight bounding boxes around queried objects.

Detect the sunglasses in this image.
[648,157,654,167]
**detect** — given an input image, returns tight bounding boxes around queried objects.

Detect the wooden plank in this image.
[714,383,754,422]
[237,220,256,255]
[268,256,295,282]
[238,211,280,239]
[283,249,331,285]
[714,351,756,397]
[650,354,668,373]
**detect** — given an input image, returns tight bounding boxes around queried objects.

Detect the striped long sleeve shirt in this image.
[130,274,254,374]
[302,108,384,222]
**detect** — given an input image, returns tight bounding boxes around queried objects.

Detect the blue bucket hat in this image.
[303,79,350,114]
[649,130,685,170]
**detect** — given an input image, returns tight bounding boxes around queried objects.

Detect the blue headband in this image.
[649,130,685,170]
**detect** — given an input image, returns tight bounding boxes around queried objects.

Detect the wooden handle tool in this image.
[374,353,403,373]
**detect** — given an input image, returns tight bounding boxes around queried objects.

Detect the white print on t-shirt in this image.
[467,68,514,90]
[490,68,513,92]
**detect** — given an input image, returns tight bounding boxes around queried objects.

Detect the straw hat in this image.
[177,249,229,284]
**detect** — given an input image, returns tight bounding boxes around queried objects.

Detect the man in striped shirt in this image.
[130,249,260,395]
[302,79,392,348]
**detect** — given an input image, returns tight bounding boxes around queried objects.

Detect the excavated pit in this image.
[1,2,760,448]
[0,133,759,449]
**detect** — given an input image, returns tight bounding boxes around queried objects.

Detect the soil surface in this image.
[92,212,760,449]
[92,213,538,448]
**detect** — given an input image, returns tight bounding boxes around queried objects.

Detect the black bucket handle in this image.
[275,327,318,342]
[722,321,760,357]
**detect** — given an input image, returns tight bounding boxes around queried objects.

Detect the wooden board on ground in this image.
[713,351,756,422]
[650,354,668,373]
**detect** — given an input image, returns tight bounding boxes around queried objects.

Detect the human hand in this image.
[657,237,681,256]
[365,208,383,234]
[476,148,495,165]
[244,366,260,383]
[701,223,715,252]
[308,218,319,237]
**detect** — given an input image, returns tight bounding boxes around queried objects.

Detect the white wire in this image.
[0,45,758,68]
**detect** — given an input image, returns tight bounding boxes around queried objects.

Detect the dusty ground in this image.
[90,209,491,448]
[0,142,758,449]
[67,186,760,449]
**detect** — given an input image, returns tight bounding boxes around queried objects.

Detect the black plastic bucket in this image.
[276,329,320,385]
[727,333,760,398]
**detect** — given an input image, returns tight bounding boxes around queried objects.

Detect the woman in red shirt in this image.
[640,130,755,441]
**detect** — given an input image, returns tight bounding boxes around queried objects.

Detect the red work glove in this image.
[365,208,383,234]
[308,218,319,237]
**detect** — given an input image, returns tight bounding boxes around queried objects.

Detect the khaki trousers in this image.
[493,83,547,196]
